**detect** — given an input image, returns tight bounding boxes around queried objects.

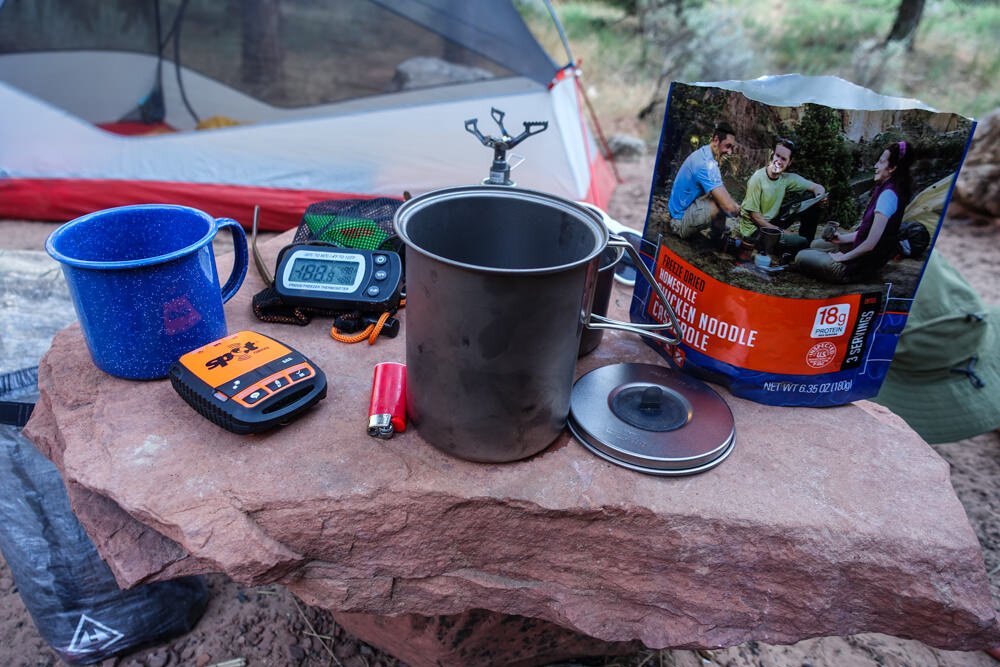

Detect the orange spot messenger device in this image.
[169,330,327,434]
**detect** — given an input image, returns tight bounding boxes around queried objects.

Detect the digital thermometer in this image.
[274,244,403,312]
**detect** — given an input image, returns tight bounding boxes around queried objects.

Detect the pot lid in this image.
[568,363,735,476]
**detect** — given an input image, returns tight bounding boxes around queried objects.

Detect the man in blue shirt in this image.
[668,122,741,240]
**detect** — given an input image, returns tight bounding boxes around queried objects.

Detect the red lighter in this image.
[368,362,407,438]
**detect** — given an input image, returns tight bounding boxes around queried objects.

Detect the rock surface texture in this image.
[954,107,1000,219]
[24,233,1000,667]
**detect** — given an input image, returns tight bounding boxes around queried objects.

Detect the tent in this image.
[0,0,617,231]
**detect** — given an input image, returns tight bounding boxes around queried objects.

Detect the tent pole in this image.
[542,0,574,66]
[574,73,622,184]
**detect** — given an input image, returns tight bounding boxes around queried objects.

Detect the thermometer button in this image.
[366,286,381,297]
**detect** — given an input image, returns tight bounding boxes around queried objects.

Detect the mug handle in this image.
[215,217,249,303]
[585,234,682,347]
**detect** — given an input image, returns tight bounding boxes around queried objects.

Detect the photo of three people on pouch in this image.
[667,122,913,284]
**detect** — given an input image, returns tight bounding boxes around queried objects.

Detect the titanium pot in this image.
[577,243,623,357]
[394,185,680,463]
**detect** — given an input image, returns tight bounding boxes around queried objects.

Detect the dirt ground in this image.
[1,155,998,666]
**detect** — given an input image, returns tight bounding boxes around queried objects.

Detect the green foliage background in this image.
[787,106,859,226]
[522,0,999,136]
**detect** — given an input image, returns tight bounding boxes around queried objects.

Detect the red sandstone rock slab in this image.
[24,233,1000,655]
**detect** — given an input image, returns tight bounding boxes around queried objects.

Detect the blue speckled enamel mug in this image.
[46,204,249,380]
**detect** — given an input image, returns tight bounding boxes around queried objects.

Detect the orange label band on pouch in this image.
[646,245,879,376]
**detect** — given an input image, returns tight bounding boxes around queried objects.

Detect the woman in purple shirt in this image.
[795,141,913,283]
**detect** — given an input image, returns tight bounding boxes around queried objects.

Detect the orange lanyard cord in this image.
[329,298,404,345]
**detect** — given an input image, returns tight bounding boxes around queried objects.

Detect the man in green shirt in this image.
[737,138,826,258]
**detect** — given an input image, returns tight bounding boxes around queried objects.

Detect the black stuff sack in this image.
[0,397,208,664]
[897,220,931,259]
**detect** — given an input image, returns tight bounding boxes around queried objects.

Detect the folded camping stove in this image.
[465,107,548,187]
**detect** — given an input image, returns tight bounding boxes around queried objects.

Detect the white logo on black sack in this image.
[67,614,125,653]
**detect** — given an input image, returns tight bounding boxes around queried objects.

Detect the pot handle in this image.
[585,234,682,347]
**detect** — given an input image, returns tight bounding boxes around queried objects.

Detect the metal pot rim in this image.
[394,185,609,275]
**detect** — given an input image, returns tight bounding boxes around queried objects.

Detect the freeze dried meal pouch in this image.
[630,75,976,406]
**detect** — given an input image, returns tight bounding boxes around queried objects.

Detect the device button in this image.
[366,286,380,297]
[265,376,290,392]
[241,387,269,405]
[266,354,306,374]
[289,365,313,381]
[215,369,265,398]
[374,269,388,281]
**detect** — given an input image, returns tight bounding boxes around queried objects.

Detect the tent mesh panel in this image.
[0,0,558,108]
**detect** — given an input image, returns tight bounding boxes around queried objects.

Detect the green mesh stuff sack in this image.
[293,198,405,255]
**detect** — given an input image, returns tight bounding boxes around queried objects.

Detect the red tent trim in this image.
[0,178,392,231]
[0,171,615,231]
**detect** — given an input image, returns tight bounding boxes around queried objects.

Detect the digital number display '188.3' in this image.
[288,257,359,285]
